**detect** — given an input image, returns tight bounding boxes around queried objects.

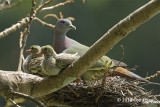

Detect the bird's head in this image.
[26,45,41,54]
[40,45,57,57]
[55,19,76,33]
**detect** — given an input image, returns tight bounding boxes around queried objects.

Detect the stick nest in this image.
[42,77,159,107]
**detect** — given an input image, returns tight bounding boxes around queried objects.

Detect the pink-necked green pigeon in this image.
[53,19,148,82]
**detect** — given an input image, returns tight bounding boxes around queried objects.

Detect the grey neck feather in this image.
[53,31,72,53]
[29,54,36,59]
[44,55,53,59]
[27,53,42,60]
[25,54,36,64]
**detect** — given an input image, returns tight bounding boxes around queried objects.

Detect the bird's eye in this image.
[44,48,48,51]
[61,21,65,24]
[31,47,34,50]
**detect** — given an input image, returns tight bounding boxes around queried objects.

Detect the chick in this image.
[40,45,79,76]
[23,45,45,76]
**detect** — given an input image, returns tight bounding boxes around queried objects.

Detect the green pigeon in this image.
[39,45,80,76]
[52,19,149,83]
[23,45,45,76]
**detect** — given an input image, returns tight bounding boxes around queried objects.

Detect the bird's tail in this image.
[112,67,149,82]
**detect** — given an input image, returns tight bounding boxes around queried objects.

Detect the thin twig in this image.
[113,45,125,72]
[120,90,125,96]
[59,12,63,19]
[145,71,160,80]
[67,85,80,97]
[41,0,74,11]
[17,0,36,72]
[10,91,46,107]
[27,0,37,29]
[95,92,102,103]
[35,0,53,14]
[43,14,60,20]
[66,17,75,21]
[17,31,27,72]
[43,12,75,21]
[39,0,44,6]
[116,45,125,67]
[0,0,24,12]
[34,17,55,29]
[5,98,25,107]
[9,99,21,107]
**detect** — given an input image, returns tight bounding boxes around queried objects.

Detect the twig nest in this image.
[45,77,159,106]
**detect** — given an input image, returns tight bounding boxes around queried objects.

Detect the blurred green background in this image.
[0,0,160,106]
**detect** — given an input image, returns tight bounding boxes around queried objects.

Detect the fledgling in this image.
[39,45,79,76]
[23,45,45,76]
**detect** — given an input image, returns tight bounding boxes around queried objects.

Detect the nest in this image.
[42,77,159,107]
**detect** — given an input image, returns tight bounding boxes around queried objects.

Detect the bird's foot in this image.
[75,77,81,83]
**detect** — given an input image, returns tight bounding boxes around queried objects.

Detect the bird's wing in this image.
[111,59,128,68]
[28,57,43,74]
[56,53,79,68]
[63,39,89,55]
[63,39,115,68]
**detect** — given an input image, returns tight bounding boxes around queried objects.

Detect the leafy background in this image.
[0,0,160,106]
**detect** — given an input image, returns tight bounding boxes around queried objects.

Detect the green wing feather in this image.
[63,40,115,83]
[56,53,80,68]
[28,57,44,75]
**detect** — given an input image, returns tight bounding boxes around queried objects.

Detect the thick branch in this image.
[0,17,29,39]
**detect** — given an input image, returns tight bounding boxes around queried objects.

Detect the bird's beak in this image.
[112,67,149,82]
[68,24,76,30]
[26,49,32,53]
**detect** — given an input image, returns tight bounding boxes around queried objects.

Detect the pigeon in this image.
[52,19,149,83]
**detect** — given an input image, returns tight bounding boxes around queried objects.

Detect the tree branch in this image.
[8,99,21,107]
[0,17,29,39]
[0,0,24,12]
[10,91,46,107]
[34,17,55,29]
[0,0,73,39]
[41,0,74,11]
[17,0,37,72]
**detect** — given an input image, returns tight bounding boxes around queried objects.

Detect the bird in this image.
[53,18,149,83]
[39,45,80,76]
[23,45,46,76]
